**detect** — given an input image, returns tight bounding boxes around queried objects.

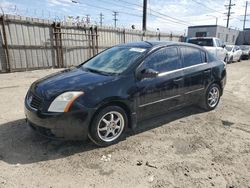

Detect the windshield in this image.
[240,45,250,50]
[82,47,147,74]
[188,39,213,47]
[225,46,233,51]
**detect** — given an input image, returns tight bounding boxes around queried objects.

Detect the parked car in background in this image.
[240,45,250,60]
[25,41,227,146]
[187,37,228,62]
[225,45,242,63]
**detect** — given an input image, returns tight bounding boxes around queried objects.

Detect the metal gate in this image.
[53,23,99,68]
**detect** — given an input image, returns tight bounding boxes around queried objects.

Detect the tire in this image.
[224,55,228,63]
[88,106,128,147]
[200,83,221,111]
[238,56,241,62]
[228,56,233,63]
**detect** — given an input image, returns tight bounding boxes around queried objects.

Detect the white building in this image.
[187,25,240,45]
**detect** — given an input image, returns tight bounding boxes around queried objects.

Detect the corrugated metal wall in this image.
[0,14,182,73]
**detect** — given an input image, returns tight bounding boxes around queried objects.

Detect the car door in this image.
[180,46,210,103]
[215,39,225,61]
[135,46,184,120]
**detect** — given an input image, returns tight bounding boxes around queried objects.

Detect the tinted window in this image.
[144,47,180,73]
[181,47,202,67]
[188,39,213,47]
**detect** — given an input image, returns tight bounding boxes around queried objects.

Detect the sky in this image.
[0,0,249,34]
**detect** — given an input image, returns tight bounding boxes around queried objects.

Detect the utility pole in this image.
[142,0,147,31]
[86,14,90,24]
[113,11,118,27]
[243,1,248,30]
[225,0,235,28]
[99,12,104,26]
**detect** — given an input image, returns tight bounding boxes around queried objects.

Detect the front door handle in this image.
[204,69,211,74]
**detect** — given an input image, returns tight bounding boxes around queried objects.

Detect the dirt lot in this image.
[0,60,250,188]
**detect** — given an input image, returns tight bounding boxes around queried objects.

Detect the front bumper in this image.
[25,104,94,140]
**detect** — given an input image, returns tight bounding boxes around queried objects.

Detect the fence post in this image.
[86,26,92,59]
[90,27,95,56]
[94,26,99,54]
[0,15,11,72]
[123,29,126,43]
[170,32,173,41]
[53,22,64,68]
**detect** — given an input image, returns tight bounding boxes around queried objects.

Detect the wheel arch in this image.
[89,99,133,130]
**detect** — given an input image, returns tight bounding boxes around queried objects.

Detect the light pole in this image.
[206,15,218,25]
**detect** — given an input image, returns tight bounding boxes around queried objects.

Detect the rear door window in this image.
[180,47,203,67]
[143,47,180,73]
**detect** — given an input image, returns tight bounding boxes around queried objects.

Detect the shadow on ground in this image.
[0,106,204,165]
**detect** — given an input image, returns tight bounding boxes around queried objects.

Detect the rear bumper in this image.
[25,105,95,140]
[241,54,249,59]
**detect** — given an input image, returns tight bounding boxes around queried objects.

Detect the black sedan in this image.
[25,41,227,146]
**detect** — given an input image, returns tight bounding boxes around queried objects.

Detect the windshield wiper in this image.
[82,67,114,76]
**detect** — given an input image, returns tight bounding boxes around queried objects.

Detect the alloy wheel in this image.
[97,111,125,142]
[207,86,220,108]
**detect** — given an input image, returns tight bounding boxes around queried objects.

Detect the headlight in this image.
[48,91,84,112]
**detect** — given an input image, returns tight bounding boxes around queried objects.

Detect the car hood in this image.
[31,67,115,100]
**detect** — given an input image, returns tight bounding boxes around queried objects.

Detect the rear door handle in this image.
[173,77,183,83]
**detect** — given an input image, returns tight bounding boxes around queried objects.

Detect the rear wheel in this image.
[200,83,221,111]
[88,106,128,146]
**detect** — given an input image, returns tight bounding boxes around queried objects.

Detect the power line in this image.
[72,0,142,18]
[112,0,194,25]
[190,0,225,14]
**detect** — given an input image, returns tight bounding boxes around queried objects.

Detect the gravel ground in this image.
[0,61,250,188]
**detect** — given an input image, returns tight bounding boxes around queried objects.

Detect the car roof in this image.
[189,37,218,39]
[117,41,205,51]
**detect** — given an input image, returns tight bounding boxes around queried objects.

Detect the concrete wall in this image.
[0,14,182,73]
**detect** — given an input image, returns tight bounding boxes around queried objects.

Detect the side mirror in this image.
[138,68,159,80]
[221,44,226,48]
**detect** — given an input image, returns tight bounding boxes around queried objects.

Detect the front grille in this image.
[28,93,42,110]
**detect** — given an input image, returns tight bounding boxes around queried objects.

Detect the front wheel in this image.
[200,83,221,111]
[238,56,241,62]
[224,55,229,63]
[88,106,128,147]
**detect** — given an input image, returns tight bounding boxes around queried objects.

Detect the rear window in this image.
[225,46,233,51]
[188,38,213,47]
